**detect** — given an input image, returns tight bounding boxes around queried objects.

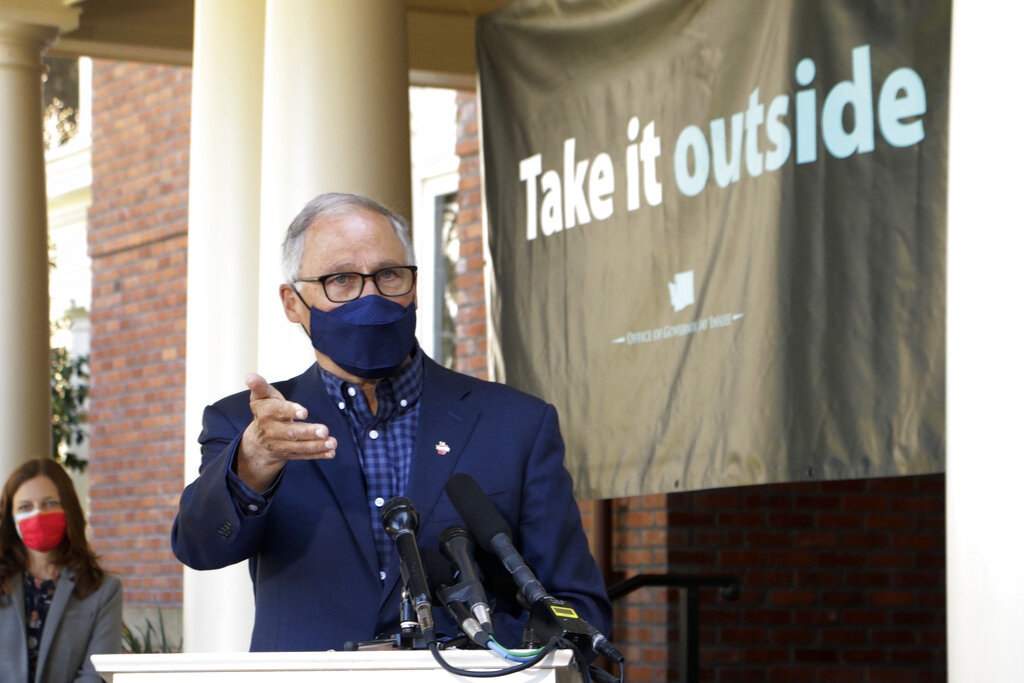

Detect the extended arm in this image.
[171,373,336,570]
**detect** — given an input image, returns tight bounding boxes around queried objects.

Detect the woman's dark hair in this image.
[0,458,106,601]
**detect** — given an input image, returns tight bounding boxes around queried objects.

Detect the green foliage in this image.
[50,344,89,472]
[42,56,79,150]
[49,236,90,473]
[122,607,182,654]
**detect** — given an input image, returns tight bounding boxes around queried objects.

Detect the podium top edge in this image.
[91,649,574,673]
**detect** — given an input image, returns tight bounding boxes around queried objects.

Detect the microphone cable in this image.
[485,638,545,662]
[428,636,565,679]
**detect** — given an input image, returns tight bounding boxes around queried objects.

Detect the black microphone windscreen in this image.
[445,473,512,544]
[381,496,419,538]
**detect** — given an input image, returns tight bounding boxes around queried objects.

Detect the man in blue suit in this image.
[171,192,612,652]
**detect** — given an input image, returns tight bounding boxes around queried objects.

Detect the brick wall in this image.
[608,476,946,683]
[452,91,488,380]
[87,60,190,620]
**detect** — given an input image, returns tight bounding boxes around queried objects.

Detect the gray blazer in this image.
[0,569,122,683]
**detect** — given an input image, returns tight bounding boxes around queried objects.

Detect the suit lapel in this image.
[35,568,74,682]
[406,358,481,534]
[375,358,481,607]
[293,359,483,607]
[290,366,378,577]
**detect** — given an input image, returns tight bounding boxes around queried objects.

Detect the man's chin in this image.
[316,355,408,384]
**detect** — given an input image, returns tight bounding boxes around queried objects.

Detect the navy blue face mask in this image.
[303,294,417,379]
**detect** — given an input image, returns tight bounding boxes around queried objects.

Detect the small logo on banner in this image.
[435,441,451,456]
[668,270,695,312]
[611,267,743,346]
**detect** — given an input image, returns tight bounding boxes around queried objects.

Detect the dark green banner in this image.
[478,0,948,499]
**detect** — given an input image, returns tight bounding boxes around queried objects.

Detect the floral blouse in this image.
[23,572,57,683]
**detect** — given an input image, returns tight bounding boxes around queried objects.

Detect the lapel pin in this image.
[435,441,451,456]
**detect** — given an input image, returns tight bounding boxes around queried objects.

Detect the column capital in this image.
[0,0,80,35]
[0,22,59,70]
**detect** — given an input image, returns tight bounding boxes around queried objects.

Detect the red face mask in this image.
[14,510,67,553]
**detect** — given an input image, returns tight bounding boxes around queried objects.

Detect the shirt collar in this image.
[318,345,424,420]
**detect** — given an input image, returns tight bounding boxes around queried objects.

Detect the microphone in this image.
[421,547,490,648]
[439,525,494,634]
[444,473,624,663]
[444,473,546,605]
[381,497,435,639]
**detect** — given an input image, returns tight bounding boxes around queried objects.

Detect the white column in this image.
[257,0,411,380]
[182,0,266,653]
[946,3,1024,681]
[183,0,414,651]
[0,21,60,476]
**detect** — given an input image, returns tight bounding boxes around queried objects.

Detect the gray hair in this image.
[281,192,415,283]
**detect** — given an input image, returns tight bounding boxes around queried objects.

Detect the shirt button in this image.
[369,429,379,440]
[399,399,408,408]
[379,571,387,581]
[247,504,259,512]
[374,497,385,507]
[337,400,346,411]
[347,386,357,397]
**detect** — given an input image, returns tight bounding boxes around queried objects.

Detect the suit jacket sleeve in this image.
[171,398,274,570]
[510,403,613,638]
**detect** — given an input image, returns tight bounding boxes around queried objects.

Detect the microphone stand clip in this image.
[343,588,431,651]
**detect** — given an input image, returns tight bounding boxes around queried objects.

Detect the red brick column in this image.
[87,60,190,613]
[453,92,488,380]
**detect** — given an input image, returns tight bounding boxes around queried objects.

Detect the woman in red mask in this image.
[0,458,122,682]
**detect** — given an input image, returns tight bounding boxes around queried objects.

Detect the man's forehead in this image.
[303,210,406,268]
[305,208,393,237]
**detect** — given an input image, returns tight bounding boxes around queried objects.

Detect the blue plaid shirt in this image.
[319,351,423,581]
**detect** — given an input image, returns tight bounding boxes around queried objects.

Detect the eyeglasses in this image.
[294,265,418,303]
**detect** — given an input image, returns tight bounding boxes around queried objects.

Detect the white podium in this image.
[91,649,581,683]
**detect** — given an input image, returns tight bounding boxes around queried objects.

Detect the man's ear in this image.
[280,284,305,324]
